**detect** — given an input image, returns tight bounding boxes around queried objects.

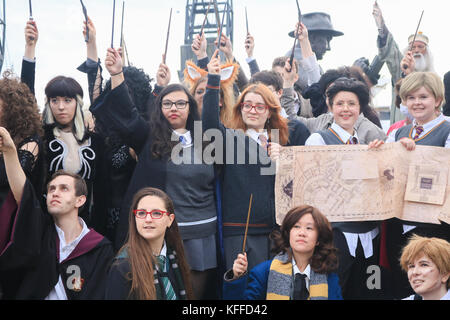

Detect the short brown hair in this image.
[47,170,87,197]
[400,235,450,289]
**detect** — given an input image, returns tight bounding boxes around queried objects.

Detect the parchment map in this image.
[275,143,450,225]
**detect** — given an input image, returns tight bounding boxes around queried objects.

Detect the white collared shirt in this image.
[246,129,269,146]
[292,261,311,290]
[386,113,450,148]
[172,130,193,148]
[45,218,90,300]
[403,289,450,300]
[305,122,359,146]
[155,241,168,272]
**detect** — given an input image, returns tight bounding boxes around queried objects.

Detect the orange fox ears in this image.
[183,59,240,89]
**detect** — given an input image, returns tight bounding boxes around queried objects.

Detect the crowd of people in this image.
[0,2,449,301]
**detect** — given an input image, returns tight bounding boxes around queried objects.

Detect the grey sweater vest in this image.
[395,120,450,146]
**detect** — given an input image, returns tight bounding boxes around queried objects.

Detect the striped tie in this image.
[346,137,358,145]
[157,255,176,300]
[413,126,424,140]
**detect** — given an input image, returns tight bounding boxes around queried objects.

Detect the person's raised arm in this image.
[280,59,301,121]
[0,128,26,204]
[24,20,38,60]
[105,48,125,89]
[156,54,171,88]
[192,31,208,61]
[245,33,260,76]
[21,19,38,94]
[373,1,388,41]
[83,16,103,103]
[202,49,224,132]
[296,22,320,85]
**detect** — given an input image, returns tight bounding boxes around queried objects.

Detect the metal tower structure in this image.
[179,0,233,80]
[0,0,5,74]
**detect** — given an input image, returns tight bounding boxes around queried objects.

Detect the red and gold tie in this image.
[346,137,358,145]
[413,126,424,140]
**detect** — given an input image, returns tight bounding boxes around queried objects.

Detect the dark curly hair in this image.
[270,205,338,274]
[0,71,43,146]
[326,77,371,115]
[103,66,154,120]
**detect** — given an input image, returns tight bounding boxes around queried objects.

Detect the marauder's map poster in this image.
[275,142,450,226]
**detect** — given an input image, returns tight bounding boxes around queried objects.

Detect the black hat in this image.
[288,12,344,38]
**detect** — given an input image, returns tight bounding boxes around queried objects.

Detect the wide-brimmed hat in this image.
[288,12,344,38]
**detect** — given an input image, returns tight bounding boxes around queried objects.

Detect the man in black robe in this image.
[0,127,114,300]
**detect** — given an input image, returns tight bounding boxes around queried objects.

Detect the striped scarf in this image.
[153,248,187,300]
[266,252,328,300]
[117,247,187,300]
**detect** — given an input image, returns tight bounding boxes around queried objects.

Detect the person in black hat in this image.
[288,12,343,61]
[286,12,343,94]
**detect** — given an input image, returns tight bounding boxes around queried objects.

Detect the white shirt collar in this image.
[172,130,192,147]
[246,128,268,145]
[292,260,311,279]
[413,113,446,130]
[331,122,359,144]
[441,289,450,300]
[159,241,167,257]
[55,218,90,262]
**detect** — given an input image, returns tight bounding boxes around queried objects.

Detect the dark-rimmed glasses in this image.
[240,102,268,113]
[133,209,171,219]
[161,100,189,109]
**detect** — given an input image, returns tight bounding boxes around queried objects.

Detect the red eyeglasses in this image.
[240,102,269,113]
[133,209,171,219]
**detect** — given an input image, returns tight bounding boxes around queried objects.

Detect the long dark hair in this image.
[119,187,194,300]
[271,205,338,274]
[150,84,200,159]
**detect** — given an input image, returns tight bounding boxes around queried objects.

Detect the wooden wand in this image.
[242,194,253,253]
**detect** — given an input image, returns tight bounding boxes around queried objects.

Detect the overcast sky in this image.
[2,0,449,113]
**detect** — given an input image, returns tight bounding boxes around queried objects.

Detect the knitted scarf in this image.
[117,247,187,300]
[153,248,187,300]
[266,252,328,300]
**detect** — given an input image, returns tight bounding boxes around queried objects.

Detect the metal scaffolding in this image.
[179,0,233,80]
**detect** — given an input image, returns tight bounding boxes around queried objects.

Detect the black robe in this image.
[0,179,114,300]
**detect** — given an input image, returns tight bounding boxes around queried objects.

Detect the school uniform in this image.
[202,74,311,273]
[305,123,383,300]
[105,242,188,300]
[0,180,114,299]
[222,252,342,300]
[386,114,450,299]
